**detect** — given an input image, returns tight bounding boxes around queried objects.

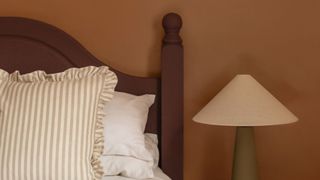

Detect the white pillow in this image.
[145,133,159,167]
[101,134,159,179]
[101,156,153,179]
[103,91,155,161]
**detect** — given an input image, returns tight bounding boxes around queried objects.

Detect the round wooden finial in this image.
[162,13,182,44]
[162,13,182,32]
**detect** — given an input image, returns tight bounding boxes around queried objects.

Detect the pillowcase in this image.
[145,133,159,167]
[100,134,159,179]
[103,91,155,161]
[101,156,153,179]
[0,66,117,180]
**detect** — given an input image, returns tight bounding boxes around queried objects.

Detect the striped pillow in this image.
[0,66,117,180]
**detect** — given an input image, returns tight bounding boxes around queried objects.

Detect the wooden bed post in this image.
[161,13,184,180]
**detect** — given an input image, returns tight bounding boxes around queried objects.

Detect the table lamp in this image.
[193,74,298,180]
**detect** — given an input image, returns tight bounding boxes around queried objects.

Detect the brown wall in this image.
[1,0,320,179]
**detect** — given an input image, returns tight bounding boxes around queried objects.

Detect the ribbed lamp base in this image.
[232,127,259,180]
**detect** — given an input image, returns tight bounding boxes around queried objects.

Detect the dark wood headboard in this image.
[0,13,183,180]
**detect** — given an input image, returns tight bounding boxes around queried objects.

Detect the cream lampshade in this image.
[193,74,298,180]
[193,74,298,126]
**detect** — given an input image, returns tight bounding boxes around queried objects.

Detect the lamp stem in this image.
[232,127,258,180]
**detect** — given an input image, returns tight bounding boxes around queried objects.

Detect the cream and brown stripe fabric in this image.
[0,66,117,180]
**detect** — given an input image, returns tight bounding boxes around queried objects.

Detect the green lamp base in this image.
[232,127,259,180]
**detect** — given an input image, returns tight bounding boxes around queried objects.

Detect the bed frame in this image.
[0,13,183,180]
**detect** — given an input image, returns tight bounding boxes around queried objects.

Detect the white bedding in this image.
[102,167,171,180]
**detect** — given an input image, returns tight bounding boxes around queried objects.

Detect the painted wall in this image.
[1,0,320,179]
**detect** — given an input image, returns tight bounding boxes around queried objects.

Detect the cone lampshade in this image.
[193,75,298,126]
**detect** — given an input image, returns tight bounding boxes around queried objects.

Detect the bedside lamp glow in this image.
[193,75,298,180]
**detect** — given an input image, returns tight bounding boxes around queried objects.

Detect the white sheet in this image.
[102,167,171,180]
